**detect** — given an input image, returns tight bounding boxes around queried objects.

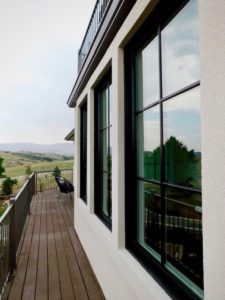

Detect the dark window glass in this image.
[126,0,202,298]
[95,72,112,227]
[165,187,202,288]
[100,88,108,128]
[80,100,87,202]
[136,108,160,181]
[137,181,161,259]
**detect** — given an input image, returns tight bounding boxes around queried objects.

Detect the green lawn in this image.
[0,151,74,217]
[5,160,73,177]
[0,151,73,177]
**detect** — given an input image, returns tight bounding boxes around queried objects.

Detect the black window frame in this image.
[94,69,112,230]
[125,1,202,299]
[80,98,88,203]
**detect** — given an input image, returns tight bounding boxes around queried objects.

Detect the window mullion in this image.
[158,25,166,265]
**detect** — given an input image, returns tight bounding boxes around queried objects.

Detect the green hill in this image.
[0,151,73,177]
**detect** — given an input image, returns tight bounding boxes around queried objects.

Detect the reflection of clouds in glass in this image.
[144,119,160,151]
[164,87,201,152]
[142,36,159,106]
[163,86,200,112]
[162,0,199,96]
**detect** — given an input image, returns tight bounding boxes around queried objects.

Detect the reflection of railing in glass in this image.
[144,193,203,287]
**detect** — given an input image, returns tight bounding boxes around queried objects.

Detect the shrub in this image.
[2,177,18,195]
[0,157,5,177]
[52,166,61,177]
[25,165,32,176]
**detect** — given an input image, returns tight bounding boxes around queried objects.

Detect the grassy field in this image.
[0,151,73,177]
[5,159,73,177]
[0,151,72,216]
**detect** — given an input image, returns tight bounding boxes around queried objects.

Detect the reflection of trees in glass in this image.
[144,147,160,180]
[144,136,201,189]
[165,136,201,189]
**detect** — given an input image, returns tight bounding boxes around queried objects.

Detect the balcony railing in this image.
[35,169,73,192]
[78,0,112,72]
[0,169,73,297]
[0,173,35,297]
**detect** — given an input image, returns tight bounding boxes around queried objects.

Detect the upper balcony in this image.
[77,0,112,73]
[68,0,136,107]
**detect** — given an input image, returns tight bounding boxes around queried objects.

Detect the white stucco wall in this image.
[72,0,225,299]
[199,1,225,299]
[74,1,172,299]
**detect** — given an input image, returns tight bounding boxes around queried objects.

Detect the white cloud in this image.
[163,87,201,112]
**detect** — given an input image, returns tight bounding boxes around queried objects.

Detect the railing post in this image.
[35,172,37,194]
[28,178,31,215]
[9,198,17,278]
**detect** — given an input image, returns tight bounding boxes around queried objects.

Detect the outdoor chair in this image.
[55,176,74,200]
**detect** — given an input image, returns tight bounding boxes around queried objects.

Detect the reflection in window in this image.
[130,0,202,296]
[136,36,159,109]
[80,100,87,202]
[95,73,112,227]
[162,0,199,96]
[137,108,160,181]
[165,188,203,288]
[164,87,201,189]
[138,181,161,258]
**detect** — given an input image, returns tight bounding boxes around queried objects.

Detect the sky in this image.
[0,0,94,144]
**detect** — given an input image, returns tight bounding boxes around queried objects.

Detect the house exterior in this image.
[67,1,225,299]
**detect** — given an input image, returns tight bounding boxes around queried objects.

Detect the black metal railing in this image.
[78,0,112,72]
[0,169,73,297]
[0,173,35,297]
[35,169,73,192]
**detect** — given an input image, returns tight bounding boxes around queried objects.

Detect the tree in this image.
[0,157,5,177]
[52,166,61,177]
[2,177,18,195]
[25,165,32,177]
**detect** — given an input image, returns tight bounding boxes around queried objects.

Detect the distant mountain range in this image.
[0,143,74,155]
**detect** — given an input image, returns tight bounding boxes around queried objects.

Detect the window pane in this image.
[108,172,112,219]
[163,87,201,190]
[100,88,108,128]
[108,127,112,174]
[100,129,108,172]
[109,84,112,125]
[101,172,112,219]
[136,36,159,110]
[162,0,199,96]
[165,187,203,288]
[95,72,112,227]
[137,107,160,181]
[81,101,87,201]
[137,181,161,258]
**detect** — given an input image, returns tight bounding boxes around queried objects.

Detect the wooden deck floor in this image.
[5,190,105,300]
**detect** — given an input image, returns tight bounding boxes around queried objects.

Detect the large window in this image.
[125,1,202,299]
[80,99,87,202]
[95,71,112,228]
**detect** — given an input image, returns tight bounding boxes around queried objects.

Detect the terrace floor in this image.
[4,190,105,300]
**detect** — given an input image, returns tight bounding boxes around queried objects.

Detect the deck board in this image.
[7,190,105,300]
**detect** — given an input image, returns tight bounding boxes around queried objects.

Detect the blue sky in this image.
[0,0,94,144]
